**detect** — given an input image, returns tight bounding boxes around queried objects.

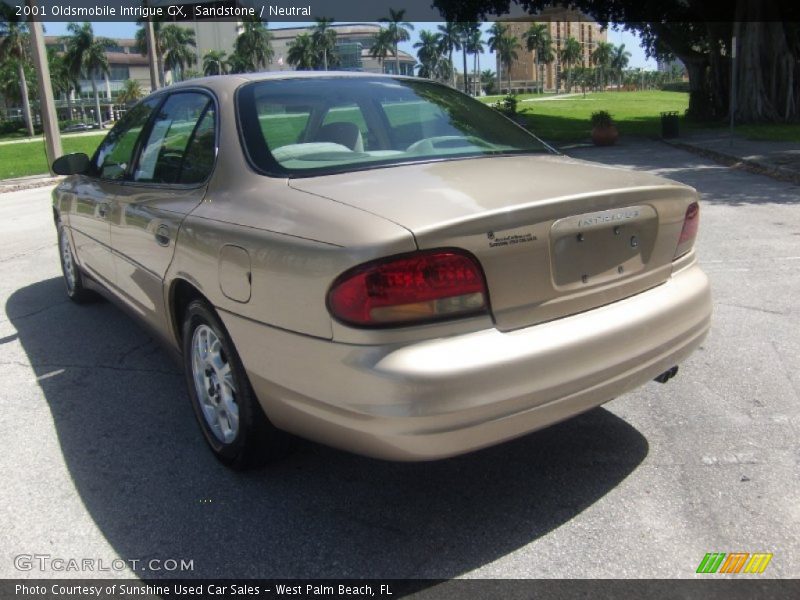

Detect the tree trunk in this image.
[157,47,165,88]
[734,16,797,122]
[496,54,501,94]
[462,47,468,94]
[682,55,715,120]
[394,43,400,75]
[91,78,103,128]
[18,63,35,137]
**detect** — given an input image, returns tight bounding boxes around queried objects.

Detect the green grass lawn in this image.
[507,90,691,143]
[0,135,104,179]
[481,90,800,144]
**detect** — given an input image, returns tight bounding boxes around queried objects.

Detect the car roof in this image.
[165,71,417,94]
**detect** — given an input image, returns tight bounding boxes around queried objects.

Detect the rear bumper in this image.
[222,263,712,460]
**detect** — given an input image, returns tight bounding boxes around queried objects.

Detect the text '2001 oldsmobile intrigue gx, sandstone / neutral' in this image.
[51,73,712,469]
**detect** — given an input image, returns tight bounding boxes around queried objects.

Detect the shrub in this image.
[660,81,690,93]
[590,110,614,128]
[494,93,518,117]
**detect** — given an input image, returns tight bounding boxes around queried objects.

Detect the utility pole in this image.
[28,5,62,173]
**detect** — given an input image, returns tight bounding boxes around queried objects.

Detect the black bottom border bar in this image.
[3,579,800,600]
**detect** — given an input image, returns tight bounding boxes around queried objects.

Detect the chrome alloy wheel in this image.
[191,324,239,443]
[60,229,77,292]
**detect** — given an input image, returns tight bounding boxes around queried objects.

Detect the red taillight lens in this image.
[327,250,488,327]
[674,201,700,258]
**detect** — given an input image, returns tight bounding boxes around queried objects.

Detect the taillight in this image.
[327,250,488,327]
[674,201,699,259]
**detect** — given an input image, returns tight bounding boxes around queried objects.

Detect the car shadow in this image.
[7,277,649,579]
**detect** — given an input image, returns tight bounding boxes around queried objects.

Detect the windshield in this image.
[237,77,550,176]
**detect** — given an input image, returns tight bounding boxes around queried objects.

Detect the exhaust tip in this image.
[654,366,679,384]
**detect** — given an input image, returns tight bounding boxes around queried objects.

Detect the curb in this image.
[661,138,800,185]
[0,176,64,195]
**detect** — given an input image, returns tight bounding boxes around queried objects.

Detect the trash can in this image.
[661,111,680,138]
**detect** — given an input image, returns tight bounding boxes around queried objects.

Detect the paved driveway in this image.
[1,140,798,580]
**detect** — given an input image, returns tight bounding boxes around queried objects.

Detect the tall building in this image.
[498,8,607,92]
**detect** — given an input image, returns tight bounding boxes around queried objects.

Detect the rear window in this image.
[237,77,549,177]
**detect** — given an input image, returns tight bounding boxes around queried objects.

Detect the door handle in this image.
[155,224,170,246]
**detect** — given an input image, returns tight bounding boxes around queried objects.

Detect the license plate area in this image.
[550,205,658,290]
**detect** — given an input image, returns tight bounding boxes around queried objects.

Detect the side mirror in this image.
[52,153,90,176]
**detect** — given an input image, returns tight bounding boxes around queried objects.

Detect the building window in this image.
[108,65,130,81]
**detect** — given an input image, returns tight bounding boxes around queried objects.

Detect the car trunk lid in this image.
[289,155,698,331]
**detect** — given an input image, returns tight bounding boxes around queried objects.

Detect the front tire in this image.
[57,221,95,303]
[182,299,288,469]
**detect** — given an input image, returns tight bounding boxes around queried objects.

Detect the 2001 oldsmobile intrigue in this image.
[52,73,712,468]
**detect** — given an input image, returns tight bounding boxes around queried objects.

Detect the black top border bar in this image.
[2,0,799,23]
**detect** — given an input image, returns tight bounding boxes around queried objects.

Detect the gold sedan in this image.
[51,73,711,469]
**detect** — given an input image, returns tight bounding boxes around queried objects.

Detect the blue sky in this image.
[44,21,658,71]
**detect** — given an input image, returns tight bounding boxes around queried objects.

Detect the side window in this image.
[92,98,159,180]
[133,93,215,184]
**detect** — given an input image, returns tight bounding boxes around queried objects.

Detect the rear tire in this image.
[182,299,289,469]
[57,221,95,304]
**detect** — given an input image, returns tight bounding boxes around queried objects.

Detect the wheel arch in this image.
[168,278,209,347]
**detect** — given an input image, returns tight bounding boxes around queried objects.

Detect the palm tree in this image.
[592,41,614,91]
[117,79,143,105]
[48,47,80,121]
[487,23,508,94]
[235,18,274,72]
[161,25,196,83]
[226,51,250,75]
[311,18,337,71]
[436,21,461,88]
[611,44,632,90]
[414,30,450,81]
[524,23,550,94]
[286,33,317,70]
[135,21,165,87]
[369,28,394,73]
[378,8,413,75]
[63,22,114,129]
[203,50,229,76]
[466,25,484,96]
[559,36,582,93]
[492,29,520,94]
[459,22,480,94]
[0,19,34,136]
[480,69,496,95]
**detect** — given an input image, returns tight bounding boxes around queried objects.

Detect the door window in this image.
[92,97,159,180]
[133,93,216,184]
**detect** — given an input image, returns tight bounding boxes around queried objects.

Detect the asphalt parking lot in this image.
[1,139,798,580]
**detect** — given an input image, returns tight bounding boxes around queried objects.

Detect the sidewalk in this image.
[662,130,800,184]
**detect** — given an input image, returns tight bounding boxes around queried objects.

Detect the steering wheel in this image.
[406,135,494,154]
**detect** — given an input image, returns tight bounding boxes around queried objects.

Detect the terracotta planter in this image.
[591,125,619,146]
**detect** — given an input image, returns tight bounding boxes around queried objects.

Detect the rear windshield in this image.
[237,77,549,176]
